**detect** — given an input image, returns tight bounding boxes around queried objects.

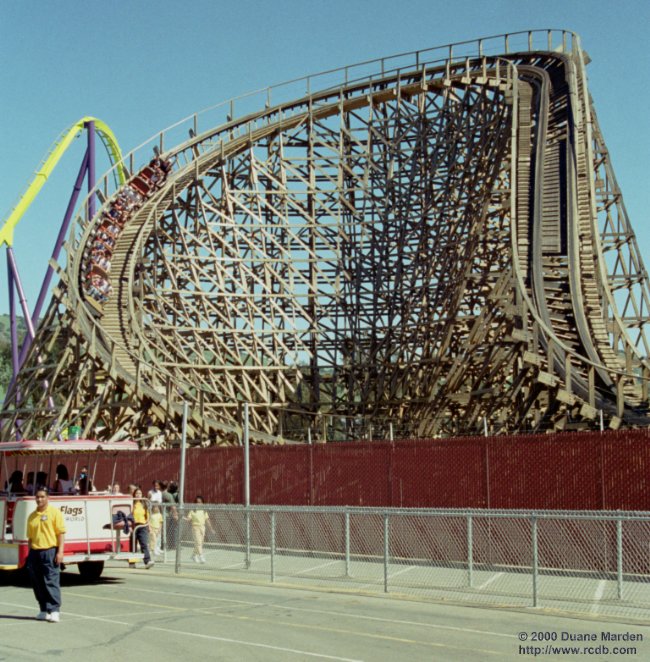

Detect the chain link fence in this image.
[14,430,650,509]
[145,504,650,620]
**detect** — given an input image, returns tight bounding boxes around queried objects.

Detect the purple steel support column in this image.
[7,247,57,418]
[86,120,96,221]
[6,248,37,347]
[28,150,89,332]
[2,124,96,434]
[20,124,92,364]
[4,247,38,401]
[4,251,22,417]
[6,250,19,379]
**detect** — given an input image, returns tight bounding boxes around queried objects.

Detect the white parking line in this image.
[146,624,363,661]
[590,579,607,614]
[0,599,361,661]
[0,599,131,626]
[73,583,518,640]
[266,604,518,639]
[388,565,416,579]
[292,560,339,575]
[113,584,267,606]
[477,573,503,590]
[221,555,270,569]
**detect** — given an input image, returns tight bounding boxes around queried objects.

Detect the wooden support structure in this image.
[3,31,650,445]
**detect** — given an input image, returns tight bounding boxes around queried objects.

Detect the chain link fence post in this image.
[245,509,251,569]
[175,505,184,574]
[162,506,167,564]
[270,510,276,583]
[175,401,189,574]
[383,512,390,593]
[531,513,539,607]
[617,516,624,600]
[243,403,251,569]
[467,513,474,587]
[344,510,351,577]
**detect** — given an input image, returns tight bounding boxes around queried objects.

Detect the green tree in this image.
[0,339,13,399]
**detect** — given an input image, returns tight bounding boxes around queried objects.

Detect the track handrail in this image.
[62,31,579,251]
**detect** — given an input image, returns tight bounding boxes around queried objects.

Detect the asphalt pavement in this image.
[1,565,649,661]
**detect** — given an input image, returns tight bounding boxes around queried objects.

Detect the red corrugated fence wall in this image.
[11,429,650,510]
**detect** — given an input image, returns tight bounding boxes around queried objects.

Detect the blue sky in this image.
[1,0,649,314]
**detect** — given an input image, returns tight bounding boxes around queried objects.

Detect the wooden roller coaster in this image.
[3,30,650,446]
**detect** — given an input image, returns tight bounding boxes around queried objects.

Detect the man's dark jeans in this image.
[27,547,61,612]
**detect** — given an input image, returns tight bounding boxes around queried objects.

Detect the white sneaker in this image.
[36,611,47,621]
[47,611,60,623]
[192,555,199,563]
[199,555,206,564]
[145,561,155,569]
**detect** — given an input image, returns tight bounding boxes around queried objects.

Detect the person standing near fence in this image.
[148,480,163,504]
[27,487,66,622]
[161,480,178,550]
[185,496,213,563]
[149,505,163,557]
[132,487,154,568]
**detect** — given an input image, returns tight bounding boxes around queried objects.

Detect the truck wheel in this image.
[78,561,104,580]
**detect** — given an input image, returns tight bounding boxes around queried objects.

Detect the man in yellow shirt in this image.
[27,487,66,622]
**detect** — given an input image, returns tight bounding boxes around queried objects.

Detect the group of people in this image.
[3,464,94,497]
[127,480,214,567]
[21,474,212,624]
[82,156,173,306]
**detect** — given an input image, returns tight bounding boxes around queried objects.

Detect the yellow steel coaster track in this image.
[0,116,125,247]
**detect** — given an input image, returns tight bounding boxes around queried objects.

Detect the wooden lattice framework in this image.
[3,31,650,446]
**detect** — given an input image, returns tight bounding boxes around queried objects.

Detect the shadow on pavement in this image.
[0,569,124,588]
[0,614,38,621]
